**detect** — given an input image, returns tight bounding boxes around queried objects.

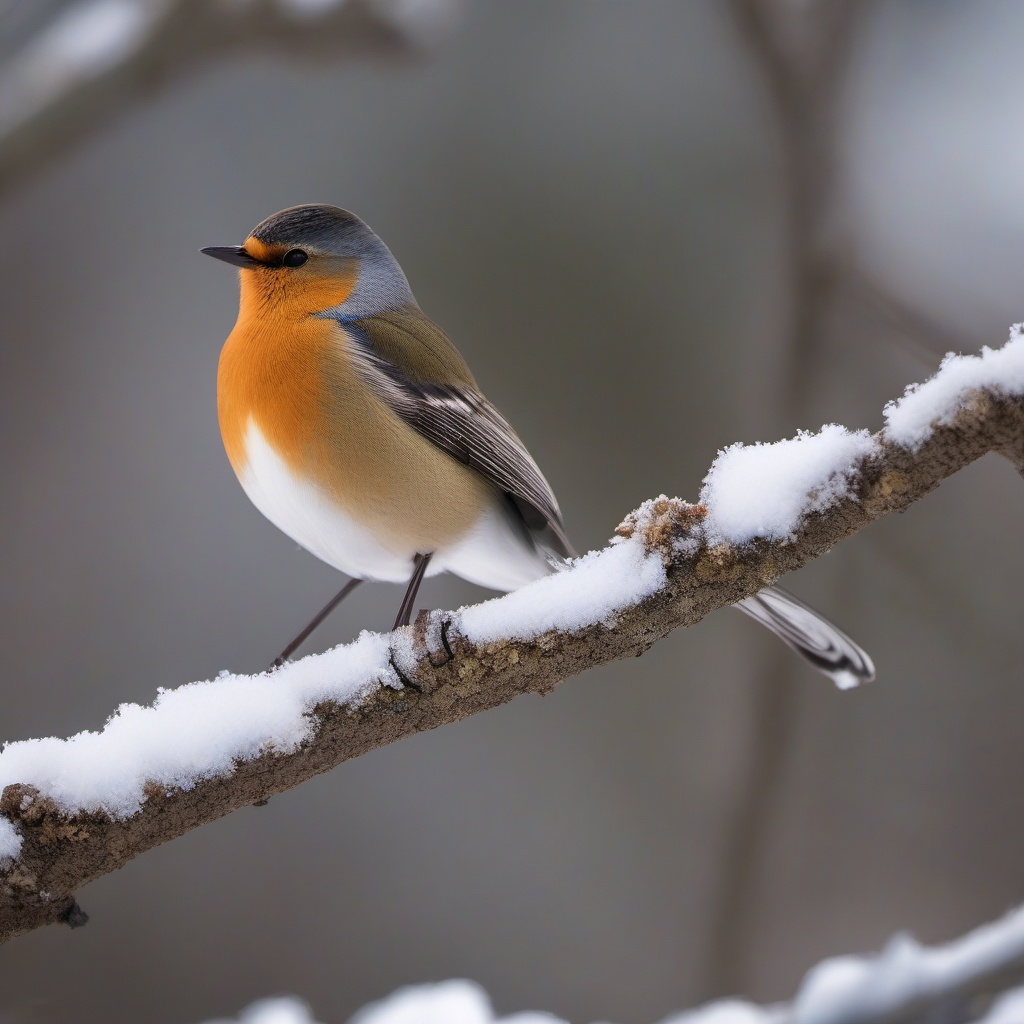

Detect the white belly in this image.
[239,421,415,582]
[238,421,553,591]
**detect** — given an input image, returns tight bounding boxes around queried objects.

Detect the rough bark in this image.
[0,384,1021,945]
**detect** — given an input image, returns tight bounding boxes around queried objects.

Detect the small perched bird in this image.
[203,204,873,685]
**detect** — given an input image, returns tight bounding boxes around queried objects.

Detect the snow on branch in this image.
[205,902,1024,1024]
[0,328,1023,944]
[201,996,325,1024]
[0,0,462,199]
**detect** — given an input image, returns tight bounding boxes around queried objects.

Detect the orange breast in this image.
[218,295,332,479]
[216,268,490,553]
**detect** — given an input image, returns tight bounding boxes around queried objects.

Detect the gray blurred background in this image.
[1,1,1023,1022]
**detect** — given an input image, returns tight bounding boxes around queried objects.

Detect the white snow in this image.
[3,325,1023,859]
[0,536,666,852]
[980,986,1024,1024]
[30,0,157,76]
[884,324,1024,448]
[197,902,1024,1023]
[0,632,395,826]
[458,536,666,645]
[699,326,1024,545]
[0,0,162,130]
[202,996,323,1024]
[789,904,1024,1023]
[660,1001,778,1024]
[700,425,878,546]
[0,818,22,862]
[367,904,1024,1022]
[350,981,563,1024]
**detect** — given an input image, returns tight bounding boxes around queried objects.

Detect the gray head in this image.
[201,204,415,319]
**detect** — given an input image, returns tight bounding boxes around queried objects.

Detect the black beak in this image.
[200,245,262,268]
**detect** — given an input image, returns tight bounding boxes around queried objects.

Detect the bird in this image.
[202,204,874,685]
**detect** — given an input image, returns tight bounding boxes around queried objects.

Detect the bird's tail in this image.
[735,586,875,689]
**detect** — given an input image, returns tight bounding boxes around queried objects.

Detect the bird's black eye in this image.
[282,248,308,268]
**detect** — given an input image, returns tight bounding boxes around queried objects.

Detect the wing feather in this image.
[338,311,574,562]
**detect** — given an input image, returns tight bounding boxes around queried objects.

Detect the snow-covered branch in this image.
[0,329,1022,944]
[202,902,1024,1024]
[0,0,461,199]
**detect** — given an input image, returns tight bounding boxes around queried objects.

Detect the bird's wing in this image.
[338,310,574,562]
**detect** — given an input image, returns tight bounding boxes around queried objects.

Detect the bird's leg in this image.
[393,553,432,630]
[270,577,363,669]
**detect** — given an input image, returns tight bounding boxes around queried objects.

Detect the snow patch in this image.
[0,632,394,822]
[791,905,1024,1023]
[0,818,22,862]
[700,426,878,546]
[660,1001,779,1024]
[884,325,1024,448]
[202,996,322,1024]
[196,904,1024,1024]
[351,981,561,1024]
[0,0,162,131]
[980,986,1024,1024]
[458,537,666,645]
[31,0,155,75]
[0,538,667,849]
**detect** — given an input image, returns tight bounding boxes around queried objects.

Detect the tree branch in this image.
[0,0,459,201]
[0,334,1021,944]
[238,901,1024,1024]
